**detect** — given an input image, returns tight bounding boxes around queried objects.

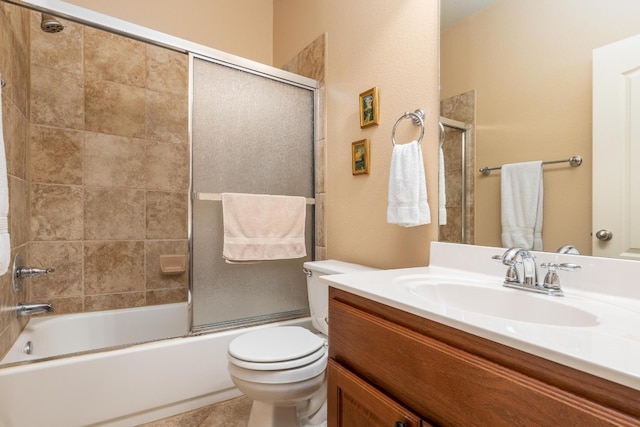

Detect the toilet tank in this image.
[303,259,379,335]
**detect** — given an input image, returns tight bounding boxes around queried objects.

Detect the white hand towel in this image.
[387,140,431,227]
[222,193,307,263]
[0,77,10,274]
[438,146,447,225]
[501,161,543,250]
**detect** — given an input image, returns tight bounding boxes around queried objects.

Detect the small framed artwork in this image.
[352,139,370,175]
[359,87,379,128]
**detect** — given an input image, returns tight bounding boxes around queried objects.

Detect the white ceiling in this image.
[441,0,500,31]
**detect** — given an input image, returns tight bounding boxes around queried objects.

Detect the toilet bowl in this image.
[227,260,378,427]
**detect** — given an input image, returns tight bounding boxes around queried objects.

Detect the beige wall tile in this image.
[146,141,189,192]
[84,292,145,312]
[145,240,188,290]
[146,45,188,96]
[9,176,29,247]
[30,13,83,75]
[84,241,145,295]
[31,65,84,129]
[44,296,84,314]
[9,16,29,115]
[297,33,325,82]
[84,132,146,188]
[146,191,188,239]
[145,90,188,144]
[31,184,84,241]
[4,98,27,179]
[84,26,145,87]
[85,79,146,138]
[146,288,187,306]
[30,241,83,299]
[84,187,146,240]
[30,125,83,185]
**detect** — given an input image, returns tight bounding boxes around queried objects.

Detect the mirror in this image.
[439,0,640,257]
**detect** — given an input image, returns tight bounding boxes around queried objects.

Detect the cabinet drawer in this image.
[330,298,639,427]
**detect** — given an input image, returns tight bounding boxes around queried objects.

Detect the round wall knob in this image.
[595,229,613,241]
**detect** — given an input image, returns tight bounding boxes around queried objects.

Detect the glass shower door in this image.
[190,55,316,331]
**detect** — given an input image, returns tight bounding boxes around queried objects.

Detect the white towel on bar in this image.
[438,146,447,225]
[0,77,10,275]
[501,161,543,250]
[221,193,307,263]
[387,140,431,227]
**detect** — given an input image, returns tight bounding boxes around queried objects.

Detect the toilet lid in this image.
[228,326,325,364]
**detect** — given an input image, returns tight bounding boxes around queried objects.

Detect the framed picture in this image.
[352,139,370,175]
[359,87,379,128]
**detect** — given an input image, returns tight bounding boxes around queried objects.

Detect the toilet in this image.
[227,260,378,427]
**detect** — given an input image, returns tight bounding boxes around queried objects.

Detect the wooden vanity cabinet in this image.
[328,287,640,427]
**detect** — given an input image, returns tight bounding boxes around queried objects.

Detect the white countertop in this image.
[322,242,640,391]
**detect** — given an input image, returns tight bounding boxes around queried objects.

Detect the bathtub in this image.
[0,303,312,427]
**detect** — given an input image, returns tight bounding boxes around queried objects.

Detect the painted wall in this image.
[441,0,640,254]
[275,0,440,269]
[64,0,274,66]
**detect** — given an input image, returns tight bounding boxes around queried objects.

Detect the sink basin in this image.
[401,276,599,327]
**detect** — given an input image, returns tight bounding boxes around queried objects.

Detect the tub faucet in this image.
[16,302,53,317]
[16,266,55,280]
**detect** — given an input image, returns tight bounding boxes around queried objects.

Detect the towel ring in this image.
[392,109,425,146]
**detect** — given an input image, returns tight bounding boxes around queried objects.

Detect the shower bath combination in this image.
[40,13,64,33]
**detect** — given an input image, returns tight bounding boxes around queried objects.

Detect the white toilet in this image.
[227,260,378,427]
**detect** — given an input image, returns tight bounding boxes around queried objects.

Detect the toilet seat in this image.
[228,326,326,371]
[228,351,328,384]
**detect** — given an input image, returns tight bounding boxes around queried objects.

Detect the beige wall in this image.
[65,0,274,66]
[275,0,440,269]
[441,0,640,254]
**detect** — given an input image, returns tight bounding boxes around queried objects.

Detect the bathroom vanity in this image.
[324,242,640,426]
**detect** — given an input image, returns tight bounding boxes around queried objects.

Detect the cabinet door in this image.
[328,359,427,427]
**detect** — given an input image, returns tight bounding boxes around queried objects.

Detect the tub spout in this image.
[16,302,53,317]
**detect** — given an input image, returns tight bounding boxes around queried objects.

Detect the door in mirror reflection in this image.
[593,33,640,260]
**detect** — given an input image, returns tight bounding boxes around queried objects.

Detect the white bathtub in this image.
[0,303,312,427]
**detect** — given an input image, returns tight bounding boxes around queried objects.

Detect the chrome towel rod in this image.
[195,192,315,205]
[479,155,582,176]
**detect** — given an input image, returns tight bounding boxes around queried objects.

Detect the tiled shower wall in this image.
[439,90,475,244]
[28,14,190,315]
[282,33,327,260]
[0,2,31,358]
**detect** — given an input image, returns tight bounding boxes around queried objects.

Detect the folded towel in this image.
[438,146,447,225]
[501,161,543,250]
[222,193,307,263]
[0,77,10,274]
[387,140,431,227]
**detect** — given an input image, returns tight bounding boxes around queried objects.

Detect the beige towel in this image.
[222,193,307,263]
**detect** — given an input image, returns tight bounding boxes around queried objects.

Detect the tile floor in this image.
[137,395,252,427]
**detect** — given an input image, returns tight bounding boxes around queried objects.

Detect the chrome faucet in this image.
[16,302,53,317]
[494,247,563,296]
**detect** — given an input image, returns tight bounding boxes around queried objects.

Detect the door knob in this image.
[595,229,613,241]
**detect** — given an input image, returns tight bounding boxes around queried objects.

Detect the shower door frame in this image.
[440,116,473,244]
[187,53,320,334]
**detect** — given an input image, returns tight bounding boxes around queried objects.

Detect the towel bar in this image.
[195,192,315,205]
[479,155,582,176]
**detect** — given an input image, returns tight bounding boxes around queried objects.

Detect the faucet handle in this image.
[540,262,581,291]
[492,254,520,283]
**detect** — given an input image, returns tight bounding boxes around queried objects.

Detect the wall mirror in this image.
[439,0,640,259]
